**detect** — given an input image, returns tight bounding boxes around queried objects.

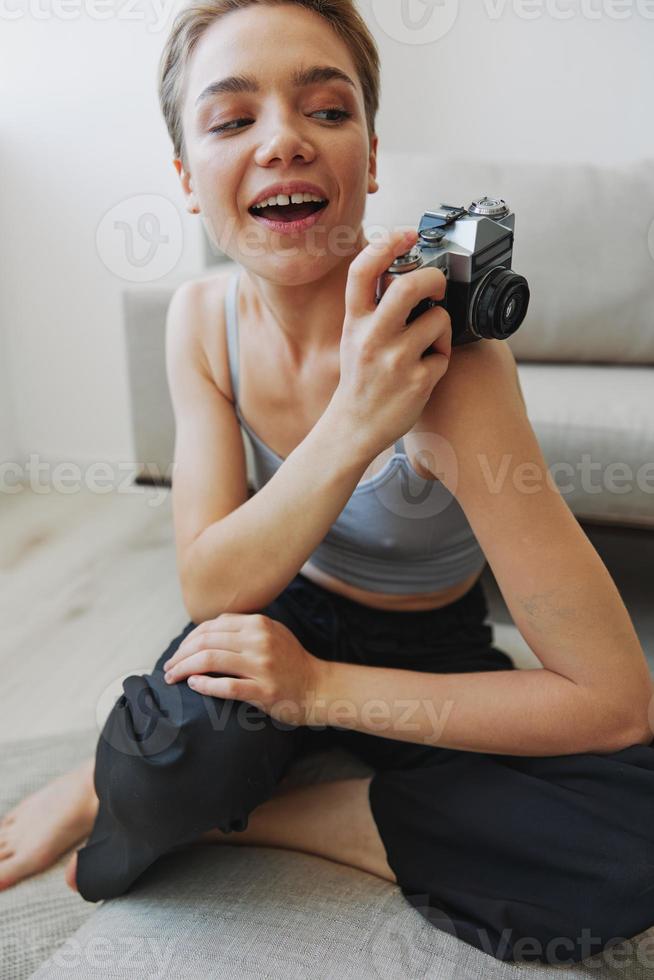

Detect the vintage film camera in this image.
[376,197,530,347]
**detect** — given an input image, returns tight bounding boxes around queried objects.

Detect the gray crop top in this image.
[225,268,487,594]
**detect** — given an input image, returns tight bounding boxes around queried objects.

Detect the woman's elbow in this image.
[598,702,653,753]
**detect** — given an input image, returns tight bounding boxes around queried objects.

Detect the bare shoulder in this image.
[168,267,237,403]
[423,337,527,425]
[447,335,520,382]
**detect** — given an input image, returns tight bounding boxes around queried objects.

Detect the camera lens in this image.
[471,268,530,339]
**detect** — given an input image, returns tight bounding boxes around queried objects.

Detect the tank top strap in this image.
[224,267,241,404]
[394,436,406,455]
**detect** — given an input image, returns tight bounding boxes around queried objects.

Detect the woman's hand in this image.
[162,613,326,726]
[332,227,452,462]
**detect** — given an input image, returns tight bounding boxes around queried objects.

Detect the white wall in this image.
[0,5,200,474]
[366,0,654,164]
[0,1,652,472]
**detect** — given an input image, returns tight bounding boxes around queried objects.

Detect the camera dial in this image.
[387,246,423,274]
[419,226,447,246]
[468,197,509,218]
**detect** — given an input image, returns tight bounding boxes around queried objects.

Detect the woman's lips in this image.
[248,203,329,235]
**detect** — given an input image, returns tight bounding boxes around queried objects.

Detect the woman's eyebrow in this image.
[194,64,356,110]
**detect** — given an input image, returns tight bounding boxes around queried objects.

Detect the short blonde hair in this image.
[158,0,380,170]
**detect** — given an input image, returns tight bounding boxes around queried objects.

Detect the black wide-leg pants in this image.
[75,573,654,965]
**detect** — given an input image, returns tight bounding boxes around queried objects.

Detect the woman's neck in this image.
[241,228,368,369]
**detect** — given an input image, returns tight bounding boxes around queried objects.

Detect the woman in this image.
[2,0,653,965]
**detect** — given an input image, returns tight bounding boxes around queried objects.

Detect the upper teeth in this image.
[252,192,327,209]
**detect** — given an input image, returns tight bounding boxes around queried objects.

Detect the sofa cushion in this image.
[28,842,654,980]
[364,154,654,364]
[516,363,654,526]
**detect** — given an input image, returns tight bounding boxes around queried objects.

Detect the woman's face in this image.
[174,3,378,283]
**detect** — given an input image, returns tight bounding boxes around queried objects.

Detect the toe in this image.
[64,852,78,892]
[0,857,22,890]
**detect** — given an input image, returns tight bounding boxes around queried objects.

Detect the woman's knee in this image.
[95,663,298,838]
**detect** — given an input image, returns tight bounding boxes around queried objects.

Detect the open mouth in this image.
[248,200,328,223]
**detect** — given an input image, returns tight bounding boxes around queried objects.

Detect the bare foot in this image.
[65,850,78,892]
[0,758,98,891]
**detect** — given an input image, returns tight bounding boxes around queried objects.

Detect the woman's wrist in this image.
[321,392,377,471]
[304,656,337,728]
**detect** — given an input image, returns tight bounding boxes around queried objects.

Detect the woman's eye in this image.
[208,118,252,134]
[311,108,353,122]
[208,107,352,135]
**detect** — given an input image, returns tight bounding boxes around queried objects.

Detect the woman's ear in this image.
[368,134,379,195]
[173,158,201,214]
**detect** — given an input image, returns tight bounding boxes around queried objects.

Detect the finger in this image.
[345,227,418,319]
[164,630,242,671]
[418,339,452,394]
[165,649,249,683]
[186,675,262,704]
[375,266,447,338]
[164,629,243,666]
[405,304,452,361]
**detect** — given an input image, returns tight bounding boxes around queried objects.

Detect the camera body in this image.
[375,197,530,347]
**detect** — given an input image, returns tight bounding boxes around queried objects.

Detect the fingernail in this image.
[164,672,172,682]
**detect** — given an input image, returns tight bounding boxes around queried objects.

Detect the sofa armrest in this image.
[123,278,257,491]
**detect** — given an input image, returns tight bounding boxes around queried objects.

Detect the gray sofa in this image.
[16,154,654,978]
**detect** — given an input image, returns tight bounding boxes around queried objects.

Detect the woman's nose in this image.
[253,112,316,168]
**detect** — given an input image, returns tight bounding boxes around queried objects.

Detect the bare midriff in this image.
[298,560,484,612]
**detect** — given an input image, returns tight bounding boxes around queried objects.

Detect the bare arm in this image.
[408,339,653,752]
[166,280,371,624]
[313,658,650,756]
[185,410,374,622]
